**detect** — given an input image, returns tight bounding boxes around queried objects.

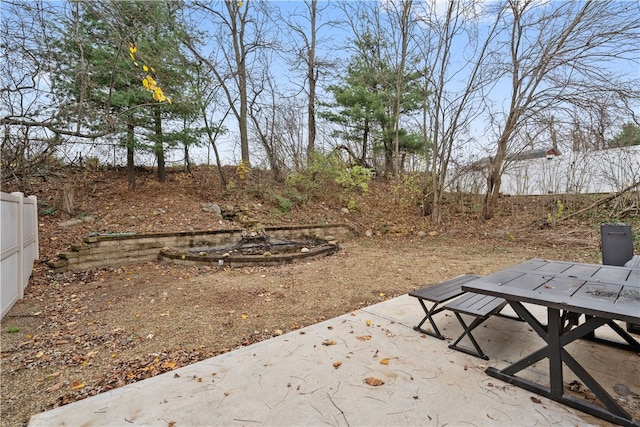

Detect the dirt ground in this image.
[0,167,621,426]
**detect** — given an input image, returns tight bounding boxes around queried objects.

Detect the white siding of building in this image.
[453,146,640,195]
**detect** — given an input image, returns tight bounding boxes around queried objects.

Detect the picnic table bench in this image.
[409,274,517,359]
[409,274,480,339]
[443,292,510,360]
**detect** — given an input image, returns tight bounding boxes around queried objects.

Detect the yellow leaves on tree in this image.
[129,43,137,64]
[236,161,250,180]
[129,42,172,104]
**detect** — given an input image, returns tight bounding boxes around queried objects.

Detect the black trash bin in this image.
[600,223,639,334]
[600,223,634,266]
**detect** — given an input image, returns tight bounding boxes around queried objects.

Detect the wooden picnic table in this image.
[462,259,640,427]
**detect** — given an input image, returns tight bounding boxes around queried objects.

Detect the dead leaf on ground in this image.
[356,335,372,341]
[47,382,64,392]
[530,396,542,404]
[380,358,389,365]
[71,381,86,390]
[161,361,177,369]
[364,377,385,386]
[322,339,337,346]
[333,361,342,369]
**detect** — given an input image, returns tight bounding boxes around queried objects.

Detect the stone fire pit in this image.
[159,230,339,268]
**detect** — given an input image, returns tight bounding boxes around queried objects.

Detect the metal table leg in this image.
[485,302,639,427]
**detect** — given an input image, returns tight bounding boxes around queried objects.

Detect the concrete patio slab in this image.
[28,294,639,426]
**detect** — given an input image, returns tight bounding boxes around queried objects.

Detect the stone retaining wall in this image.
[48,224,355,272]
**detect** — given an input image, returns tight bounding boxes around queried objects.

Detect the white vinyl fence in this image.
[1,192,39,319]
[453,146,640,195]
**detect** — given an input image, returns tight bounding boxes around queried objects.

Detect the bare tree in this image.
[192,61,229,184]
[281,0,337,166]
[246,45,308,176]
[187,0,277,168]
[482,0,640,219]
[247,61,285,179]
[413,0,501,223]
[1,1,70,188]
[386,0,414,181]
[276,96,308,171]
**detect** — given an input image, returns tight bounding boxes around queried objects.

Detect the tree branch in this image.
[557,180,640,222]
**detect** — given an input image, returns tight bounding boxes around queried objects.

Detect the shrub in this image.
[286,153,374,210]
[275,195,293,213]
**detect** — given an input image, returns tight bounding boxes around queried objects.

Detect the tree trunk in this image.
[429,182,443,224]
[154,108,165,182]
[361,120,369,166]
[384,134,394,177]
[482,145,506,220]
[392,0,411,183]
[60,187,74,219]
[238,68,250,166]
[306,0,317,165]
[232,4,250,168]
[184,144,191,174]
[126,123,135,189]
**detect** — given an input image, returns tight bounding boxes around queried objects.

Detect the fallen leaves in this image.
[47,382,64,392]
[356,335,372,341]
[46,372,61,379]
[322,339,337,346]
[161,360,177,370]
[71,381,86,390]
[332,361,342,369]
[364,377,385,386]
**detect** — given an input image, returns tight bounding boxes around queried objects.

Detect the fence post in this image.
[12,192,25,299]
[29,195,39,262]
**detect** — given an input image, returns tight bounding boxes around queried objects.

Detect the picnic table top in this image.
[462,259,640,324]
